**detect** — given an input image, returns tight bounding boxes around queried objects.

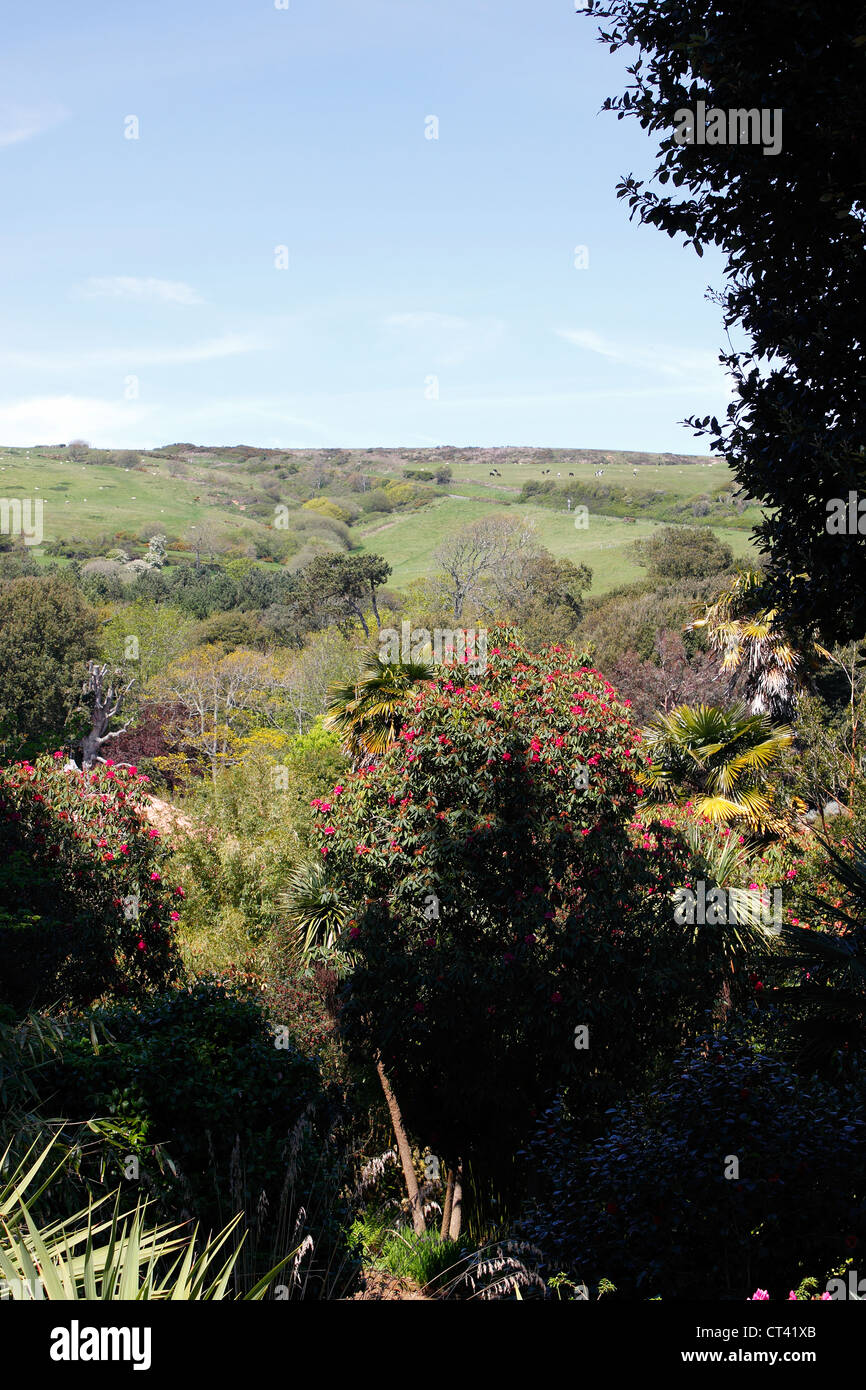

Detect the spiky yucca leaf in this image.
[0,1143,296,1300]
[677,821,786,962]
[281,858,347,961]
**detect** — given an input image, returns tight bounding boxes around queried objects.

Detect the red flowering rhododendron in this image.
[315,627,705,1165]
[0,754,183,1009]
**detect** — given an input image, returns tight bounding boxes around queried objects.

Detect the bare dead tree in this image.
[79,662,136,769]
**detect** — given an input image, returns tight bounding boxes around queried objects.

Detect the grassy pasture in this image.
[1,446,758,596]
[0,450,275,548]
[354,493,756,592]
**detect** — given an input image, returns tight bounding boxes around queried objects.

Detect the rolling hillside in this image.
[0,443,759,595]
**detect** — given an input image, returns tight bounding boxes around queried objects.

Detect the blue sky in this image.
[0,0,731,452]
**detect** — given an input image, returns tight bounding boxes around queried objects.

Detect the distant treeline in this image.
[517,478,757,529]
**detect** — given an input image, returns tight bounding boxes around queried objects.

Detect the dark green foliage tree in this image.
[502,552,593,651]
[633,525,733,582]
[525,1036,866,1299]
[586,0,866,640]
[299,554,392,637]
[0,575,100,757]
[167,565,239,620]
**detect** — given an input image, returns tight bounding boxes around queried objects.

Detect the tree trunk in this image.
[370,583,382,631]
[448,1161,464,1240]
[440,1168,455,1241]
[81,729,103,770]
[375,1057,425,1235]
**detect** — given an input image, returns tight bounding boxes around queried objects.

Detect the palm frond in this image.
[281,859,347,961]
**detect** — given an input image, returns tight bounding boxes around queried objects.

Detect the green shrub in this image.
[360,490,393,514]
[523,1036,866,1299]
[302,499,352,525]
[42,981,348,1274]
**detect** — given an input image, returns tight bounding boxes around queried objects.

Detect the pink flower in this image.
[137,939,146,951]
[334,784,344,795]
[170,911,180,921]
[348,926,360,940]
[150,871,161,882]
[502,752,512,762]
[749,1289,769,1301]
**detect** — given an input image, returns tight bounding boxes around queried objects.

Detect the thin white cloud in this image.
[0,333,266,371]
[384,311,506,366]
[76,276,204,306]
[0,395,149,446]
[0,103,69,149]
[556,328,723,381]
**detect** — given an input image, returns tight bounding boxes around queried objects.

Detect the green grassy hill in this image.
[0,443,758,595]
[354,497,756,591]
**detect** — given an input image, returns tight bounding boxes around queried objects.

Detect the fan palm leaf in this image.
[689,569,808,717]
[324,650,435,767]
[642,702,792,828]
